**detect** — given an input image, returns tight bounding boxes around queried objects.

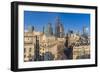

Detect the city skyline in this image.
[24,11,91,61]
[24,11,90,34]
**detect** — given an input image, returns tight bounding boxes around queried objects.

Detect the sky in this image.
[24,11,90,34]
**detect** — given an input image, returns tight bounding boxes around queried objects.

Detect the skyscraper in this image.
[44,23,53,36]
[83,26,86,35]
[55,16,64,38]
[43,26,45,34]
[48,23,53,36]
[60,24,64,38]
[55,16,60,37]
[28,25,34,32]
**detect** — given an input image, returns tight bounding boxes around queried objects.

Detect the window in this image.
[29,48,32,52]
[29,54,32,58]
[24,48,26,53]
[24,55,26,58]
